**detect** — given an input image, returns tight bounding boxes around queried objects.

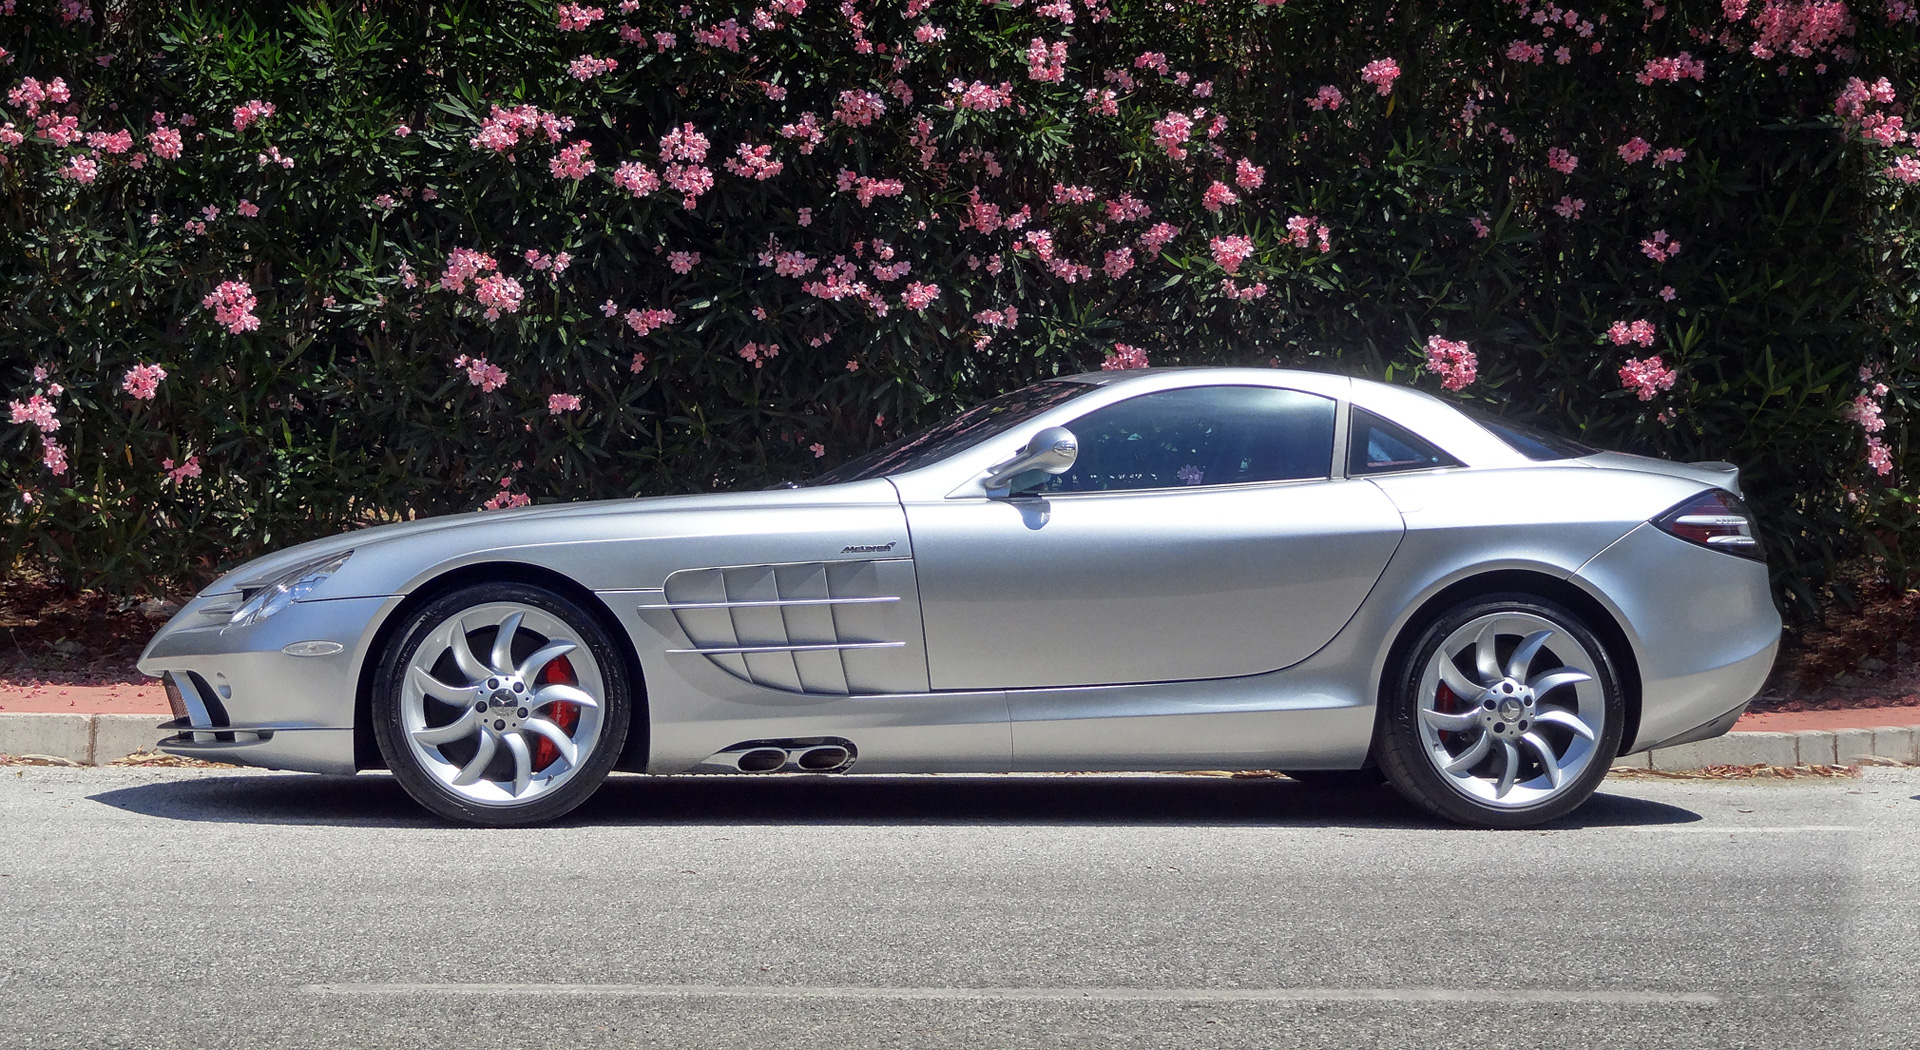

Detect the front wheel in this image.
[1376,595,1623,828]
[372,582,632,826]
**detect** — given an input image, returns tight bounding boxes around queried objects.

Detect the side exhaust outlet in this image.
[794,745,852,772]
[735,748,789,773]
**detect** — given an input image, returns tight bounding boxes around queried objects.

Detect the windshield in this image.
[806,380,1096,486]
[1468,411,1597,461]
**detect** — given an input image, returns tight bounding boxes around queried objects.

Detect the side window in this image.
[1035,386,1336,494]
[1347,407,1461,476]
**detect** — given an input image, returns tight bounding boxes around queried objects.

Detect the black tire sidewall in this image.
[372,582,632,826]
[1378,594,1624,828]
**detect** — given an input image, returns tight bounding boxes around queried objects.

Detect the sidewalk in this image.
[2,680,1917,769]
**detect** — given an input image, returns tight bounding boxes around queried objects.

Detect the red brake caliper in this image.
[1434,680,1457,745]
[532,656,581,772]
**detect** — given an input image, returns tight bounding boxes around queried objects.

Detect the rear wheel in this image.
[1376,595,1622,828]
[372,582,631,826]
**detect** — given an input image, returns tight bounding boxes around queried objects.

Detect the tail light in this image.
[1654,490,1765,561]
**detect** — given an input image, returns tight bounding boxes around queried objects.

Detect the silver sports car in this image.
[139,368,1781,827]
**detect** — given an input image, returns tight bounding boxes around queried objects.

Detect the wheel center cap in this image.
[1498,697,1524,722]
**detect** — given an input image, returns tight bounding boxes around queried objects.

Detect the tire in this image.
[1279,768,1387,789]
[1376,594,1623,828]
[372,581,633,826]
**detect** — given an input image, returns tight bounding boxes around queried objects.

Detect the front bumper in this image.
[138,593,398,774]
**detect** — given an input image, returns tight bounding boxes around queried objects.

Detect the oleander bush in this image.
[1,0,1917,620]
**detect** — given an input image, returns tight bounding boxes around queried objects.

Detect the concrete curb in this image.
[3,711,1918,770]
[0,713,164,766]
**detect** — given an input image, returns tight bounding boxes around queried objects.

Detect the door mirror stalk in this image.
[983,426,1078,493]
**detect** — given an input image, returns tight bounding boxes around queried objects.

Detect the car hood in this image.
[201,481,898,597]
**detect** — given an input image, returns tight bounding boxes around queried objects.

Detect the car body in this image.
[139,368,1782,825]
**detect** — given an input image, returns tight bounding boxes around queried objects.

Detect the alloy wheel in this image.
[1413,611,1607,808]
[399,601,607,807]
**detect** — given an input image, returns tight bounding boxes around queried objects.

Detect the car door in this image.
[902,384,1407,691]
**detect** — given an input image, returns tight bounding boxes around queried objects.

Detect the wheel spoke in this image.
[504,732,533,797]
[412,708,481,747]
[448,620,490,682]
[410,666,481,707]
[1533,709,1596,741]
[1420,707,1480,732]
[1473,622,1502,685]
[490,612,524,675]
[1494,740,1521,799]
[530,682,599,711]
[451,726,499,786]
[1528,669,1592,698]
[516,641,577,683]
[1505,630,1552,682]
[1521,732,1564,789]
[1437,656,1485,701]
[525,717,578,767]
[1443,732,1492,774]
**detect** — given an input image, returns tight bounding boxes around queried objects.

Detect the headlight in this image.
[228,551,354,629]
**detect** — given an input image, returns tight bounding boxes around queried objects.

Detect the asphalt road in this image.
[0,766,1916,1049]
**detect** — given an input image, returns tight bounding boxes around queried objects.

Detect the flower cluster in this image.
[1284,215,1334,252]
[452,354,509,392]
[121,363,167,400]
[1423,335,1477,391]
[230,99,275,132]
[1845,366,1894,476]
[1359,58,1401,95]
[201,280,261,335]
[1617,356,1678,401]
[1103,343,1150,370]
[1608,319,1658,347]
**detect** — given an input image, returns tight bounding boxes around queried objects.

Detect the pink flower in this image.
[901,281,941,309]
[1553,195,1586,219]
[1506,40,1546,64]
[470,103,574,152]
[231,99,276,132]
[557,3,605,30]
[668,251,700,274]
[738,342,782,368]
[59,154,98,184]
[549,140,596,180]
[1234,158,1266,191]
[810,442,827,458]
[568,55,618,80]
[1469,215,1491,239]
[1285,214,1334,252]
[237,199,260,217]
[1640,230,1681,263]
[440,248,497,293]
[1547,147,1579,175]
[1618,137,1652,164]
[1220,279,1269,301]
[1102,248,1134,278]
[122,363,167,400]
[1103,343,1149,370]
[778,112,827,152]
[1151,111,1193,159]
[1618,356,1678,400]
[1138,222,1181,254]
[949,80,1014,112]
[452,354,509,392]
[394,124,411,137]
[1889,156,1920,184]
[723,143,783,180]
[835,170,905,207]
[613,160,661,196]
[1209,234,1255,274]
[1424,335,1477,391]
[41,438,67,477]
[1607,319,1659,347]
[162,455,201,485]
[8,394,58,432]
[1867,437,1893,476]
[624,307,677,335]
[1306,85,1344,111]
[833,89,888,127]
[84,129,133,154]
[201,279,262,335]
[1651,147,1687,169]
[664,163,714,208]
[1105,195,1150,223]
[1637,53,1707,85]
[1360,58,1401,96]
[1053,183,1096,205]
[1134,51,1169,75]
[1027,38,1068,82]
[548,393,582,414]
[473,274,525,316]
[1201,181,1240,213]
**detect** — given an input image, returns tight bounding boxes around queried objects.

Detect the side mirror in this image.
[983,426,1078,491]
